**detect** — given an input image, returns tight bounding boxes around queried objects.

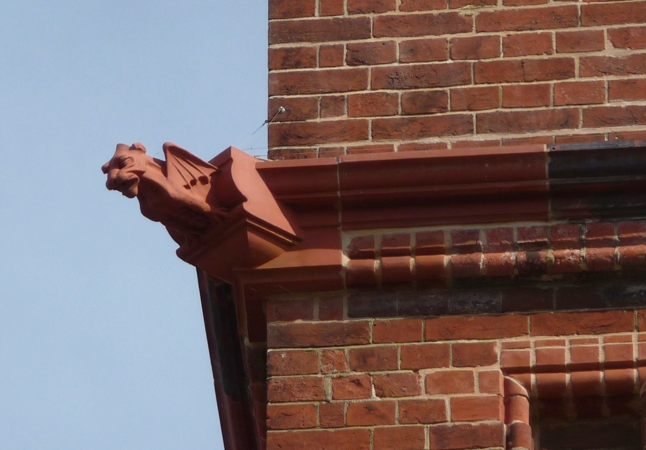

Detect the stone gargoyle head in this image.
[101,142,148,198]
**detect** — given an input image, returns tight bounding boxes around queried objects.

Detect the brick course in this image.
[267,0,646,159]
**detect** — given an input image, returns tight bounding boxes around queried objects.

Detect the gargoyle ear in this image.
[130,142,147,153]
[101,162,110,174]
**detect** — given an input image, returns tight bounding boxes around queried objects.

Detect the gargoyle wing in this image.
[163,142,218,199]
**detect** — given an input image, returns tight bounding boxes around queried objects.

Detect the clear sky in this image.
[0,2,267,449]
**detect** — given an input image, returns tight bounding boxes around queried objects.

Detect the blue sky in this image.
[0,2,267,448]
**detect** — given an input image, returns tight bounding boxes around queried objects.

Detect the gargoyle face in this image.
[102,143,147,198]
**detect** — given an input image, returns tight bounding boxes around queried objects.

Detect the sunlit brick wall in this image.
[267,0,646,159]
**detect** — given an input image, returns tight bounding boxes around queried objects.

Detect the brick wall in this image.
[267,0,646,159]
[266,296,646,450]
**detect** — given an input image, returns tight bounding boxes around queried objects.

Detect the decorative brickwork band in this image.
[504,377,531,450]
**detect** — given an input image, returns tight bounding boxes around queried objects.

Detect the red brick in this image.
[609,79,646,101]
[373,426,425,450]
[399,399,447,424]
[401,343,450,369]
[500,349,531,371]
[477,6,578,32]
[477,109,579,134]
[268,350,319,376]
[319,402,345,428]
[552,224,581,249]
[269,119,369,147]
[400,0,447,11]
[347,41,397,66]
[451,396,503,421]
[429,423,504,450]
[453,342,498,367]
[373,13,473,38]
[571,370,602,397]
[450,0,495,8]
[502,84,550,108]
[554,134,606,144]
[346,144,395,155]
[319,297,344,321]
[536,347,566,369]
[399,142,448,151]
[269,17,371,45]
[319,147,345,158]
[267,298,315,322]
[320,350,348,374]
[267,429,371,450]
[268,148,318,160]
[531,310,634,336]
[503,32,553,57]
[269,68,369,95]
[319,0,344,16]
[556,30,605,53]
[269,97,318,123]
[374,373,421,398]
[347,401,396,426]
[451,139,501,148]
[401,90,449,115]
[319,44,344,67]
[349,346,398,371]
[604,343,633,367]
[475,58,575,84]
[554,81,606,106]
[320,95,346,118]
[451,86,499,111]
[372,115,473,140]
[536,372,567,398]
[426,370,475,394]
[269,0,316,19]
[374,319,423,343]
[609,26,646,50]
[583,106,646,129]
[268,377,325,402]
[333,375,372,399]
[580,53,646,77]
[582,1,646,27]
[269,47,317,70]
[451,35,500,60]
[348,92,399,118]
[503,136,554,146]
[267,404,317,429]
[373,62,471,89]
[504,0,546,5]
[426,315,528,340]
[268,321,371,348]
[618,222,646,245]
[483,228,513,252]
[399,38,448,63]
[348,0,396,14]
[479,370,504,395]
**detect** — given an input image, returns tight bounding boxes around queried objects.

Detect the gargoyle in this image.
[102,142,227,246]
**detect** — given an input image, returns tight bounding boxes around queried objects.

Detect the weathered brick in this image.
[452,342,498,367]
[426,370,475,394]
[268,350,319,376]
[347,401,396,426]
[580,53,646,77]
[582,1,646,27]
[426,314,528,340]
[582,106,646,129]
[477,6,578,32]
[400,0,447,11]
[401,90,449,115]
[374,373,422,397]
[269,0,316,19]
[475,58,575,84]
[401,343,451,369]
[531,310,634,336]
[373,319,423,343]
[373,426,426,450]
[556,30,605,53]
[347,41,397,66]
[268,377,325,402]
[267,429,371,450]
[269,97,319,122]
[399,399,447,424]
[333,374,372,399]
[451,35,500,60]
[429,423,505,450]
[502,84,550,108]
[268,321,371,348]
[451,396,503,421]
[320,402,345,428]
[269,68,369,96]
[267,404,318,429]
[503,32,553,57]
[399,38,448,63]
[554,81,606,106]
[319,0,344,16]
[372,62,472,90]
[269,119,369,147]
[321,349,348,374]
[269,47,317,70]
[477,109,579,134]
[348,0,396,14]
[319,44,344,68]
[374,12,473,38]
[609,26,646,50]
[348,92,399,117]
[609,79,646,101]
[451,86,499,111]
[349,346,399,371]
[269,17,371,45]
[372,115,474,140]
